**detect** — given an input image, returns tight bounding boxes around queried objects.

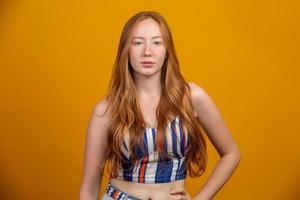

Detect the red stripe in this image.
[113,191,120,199]
[138,155,148,183]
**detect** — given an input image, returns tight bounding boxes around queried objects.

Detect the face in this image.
[129,18,167,77]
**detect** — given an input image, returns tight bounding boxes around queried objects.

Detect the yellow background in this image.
[0,0,299,199]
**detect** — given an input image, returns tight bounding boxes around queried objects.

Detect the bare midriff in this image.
[110,178,186,200]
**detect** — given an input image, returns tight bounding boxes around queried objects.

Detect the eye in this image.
[132,41,143,45]
[154,41,162,45]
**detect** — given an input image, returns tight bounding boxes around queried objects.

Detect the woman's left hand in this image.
[168,187,192,200]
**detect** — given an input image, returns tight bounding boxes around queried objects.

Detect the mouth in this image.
[141,61,155,67]
[141,61,155,64]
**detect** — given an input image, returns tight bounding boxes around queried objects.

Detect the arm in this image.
[188,82,241,200]
[79,99,110,200]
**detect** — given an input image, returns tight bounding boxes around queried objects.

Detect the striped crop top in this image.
[116,115,190,184]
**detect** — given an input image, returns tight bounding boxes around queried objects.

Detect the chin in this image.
[145,69,162,76]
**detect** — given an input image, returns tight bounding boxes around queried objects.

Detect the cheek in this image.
[157,49,167,60]
[129,49,139,63]
[129,48,141,58]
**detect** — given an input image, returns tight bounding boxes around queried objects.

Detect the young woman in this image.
[79,11,240,200]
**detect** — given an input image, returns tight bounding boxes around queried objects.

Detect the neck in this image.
[133,72,162,98]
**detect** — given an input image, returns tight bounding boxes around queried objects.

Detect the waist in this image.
[109,178,186,199]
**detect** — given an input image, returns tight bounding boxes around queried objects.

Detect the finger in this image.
[168,194,184,200]
[170,188,186,195]
[170,188,181,194]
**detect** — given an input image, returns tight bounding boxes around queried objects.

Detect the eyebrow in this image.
[132,36,163,39]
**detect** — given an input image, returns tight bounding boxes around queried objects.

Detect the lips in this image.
[141,61,155,64]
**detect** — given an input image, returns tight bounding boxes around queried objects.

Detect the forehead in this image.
[132,18,163,38]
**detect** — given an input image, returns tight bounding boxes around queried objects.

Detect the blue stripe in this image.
[152,128,157,151]
[122,142,133,181]
[178,118,185,155]
[143,130,149,155]
[171,119,180,158]
[155,155,173,183]
[116,193,122,200]
[178,159,187,179]
[122,160,133,181]
[175,158,181,179]
[111,190,117,198]
[133,131,148,159]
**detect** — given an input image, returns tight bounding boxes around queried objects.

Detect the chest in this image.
[121,116,190,161]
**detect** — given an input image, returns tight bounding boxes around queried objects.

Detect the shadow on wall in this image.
[0,0,19,26]
[0,169,24,200]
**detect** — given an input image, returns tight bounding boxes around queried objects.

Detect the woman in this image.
[79,11,240,200]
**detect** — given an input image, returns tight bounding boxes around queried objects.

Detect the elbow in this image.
[78,190,98,200]
[231,144,241,163]
[235,147,241,161]
[235,152,241,165]
[222,148,241,164]
[78,184,99,200]
[232,149,241,166]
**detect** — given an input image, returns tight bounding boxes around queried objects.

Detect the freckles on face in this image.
[128,18,167,73]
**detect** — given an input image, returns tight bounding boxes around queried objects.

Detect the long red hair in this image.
[102,10,207,179]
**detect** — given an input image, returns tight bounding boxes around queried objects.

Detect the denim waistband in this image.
[105,181,142,200]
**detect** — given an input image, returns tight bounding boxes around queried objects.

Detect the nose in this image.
[143,42,152,57]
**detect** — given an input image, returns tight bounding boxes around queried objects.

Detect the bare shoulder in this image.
[90,98,111,129]
[92,98,109,116]
[187,81,209,104]
[187,82,218,116]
